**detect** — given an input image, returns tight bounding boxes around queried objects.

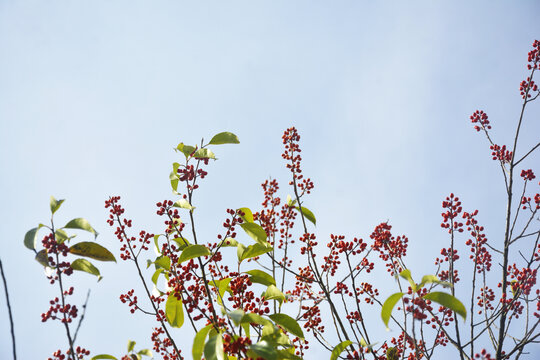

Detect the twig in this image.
[0,258,17,360]
[72,289,91,344]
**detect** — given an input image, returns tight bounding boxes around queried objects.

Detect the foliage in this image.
[20,41,540,360]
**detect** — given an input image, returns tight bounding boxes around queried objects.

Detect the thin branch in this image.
[514,141,540,167]
[0,258,16,360]
[72,289,91,344]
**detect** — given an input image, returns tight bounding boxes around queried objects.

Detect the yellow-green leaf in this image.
[71,258,102,281]
[264,285,285,305]
[204,333,225,360]
[127,340,136,353]
[330,340,352,360]
[165,292,184,328]
[64,218,98,238]
[194,148,216,159]
[240,223,267,244]
[35,249,49,267]
[239,243,273,263]
[50,196,65,215]
[423,291,466,321]
[193,324,213,360]
[381,292,404,329]
[137,349,152,357]
[24,227,39,250]
[295,206,316,226]
[237,207,254,223]
[246,269,276,286]
[269,313,304,339]
[173,199,193,210]
[209,132,240,145]
[69,242,116,262]
[179,244,211,263]
[399,269,416,291]
[386,347,398,360]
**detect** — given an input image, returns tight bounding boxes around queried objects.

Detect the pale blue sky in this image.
[1,1,539,359]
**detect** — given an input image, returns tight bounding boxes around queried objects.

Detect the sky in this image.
[0,1,539,359]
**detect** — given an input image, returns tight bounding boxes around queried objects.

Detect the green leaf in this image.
[269,313,304,339]
[228,309,245,326]
[250,340,277,360]
[359,338,377,352]
[165,292,184,328]
[170,171,179,192]
[154,255,171,270]
[276,349,303,360]
[286,195,296,207]
[173,199,194,210]
[264,285,285,305]
[209,277,232,305]
[35,249,49,267]
[246,269,276,286]
[64,218,98,238]
[330,340,352,360]
[423,291,467,321]
[152,268,164,285]
[240,223,267,244]
[218,278,232,301]
[55,229,71,244]
[194,148,216,159]
[399,269,416,291]
[419,275,452,289]
[91,355,118,360]
[239,243,273,262]
[127,340,136,353]
[172,236,190,249]
[241,312,272,327]
[179,244,211,263]
[24,227,39,250]
[386,347,398,360]
[209,132,240,145]
[71,258,102,280]
[237,207,254,223]
[218,238,238,247]
[69,241,116,262]
[137,349,152,357]
[295,206,316,226]
[381,292,404,329]
[50,196,65,215]
[193,324,213,360]
[176,143,197,158]
[204,334,225,360]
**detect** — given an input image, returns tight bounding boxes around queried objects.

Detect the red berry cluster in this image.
[42,233,73,282]
[106,196,153,260]
[151,326,182,360]
[520,169,536,181]
[440,193,464,233]
[119,289,138,314]
[370,222,408,275]
[41,287,77,323]
[463,210,492,272]
[156,200,184,234]
[520,77,538,99]
[527,40,540,70]
[470,110,491,132]
[48,347,90,360]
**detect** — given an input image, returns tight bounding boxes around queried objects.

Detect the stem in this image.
[72,289,91,344]
[51,219,76,360]
[496,67,534,360]
[0,258,17,360]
